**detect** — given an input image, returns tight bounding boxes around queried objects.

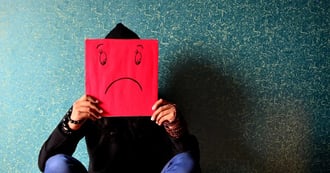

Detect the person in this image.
[38,23,201,173]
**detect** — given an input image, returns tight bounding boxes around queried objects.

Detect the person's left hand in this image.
[151,99,177,126]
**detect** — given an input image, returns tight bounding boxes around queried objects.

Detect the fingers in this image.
[151,98,164,111]
[151,99,177,126]
[78,95,99,105]
[76,100,102,113]
[75,106,101,121]
[72,95,103,121]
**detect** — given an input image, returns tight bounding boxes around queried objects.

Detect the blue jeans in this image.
[44,154,88,173]
[161,152,195,173]
[44,152,195,173]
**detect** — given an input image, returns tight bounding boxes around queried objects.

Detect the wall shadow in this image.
[160,52,262,173]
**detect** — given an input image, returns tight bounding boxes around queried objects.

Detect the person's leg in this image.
[161,152,198,173]
[44,154,88,173]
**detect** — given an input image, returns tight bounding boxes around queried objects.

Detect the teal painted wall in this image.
[0,0,328,172]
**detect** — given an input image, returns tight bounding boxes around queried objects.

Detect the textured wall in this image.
[0,0,329,172]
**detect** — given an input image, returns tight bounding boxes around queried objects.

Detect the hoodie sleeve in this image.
[38,108,86,172]
[163,114,200,164]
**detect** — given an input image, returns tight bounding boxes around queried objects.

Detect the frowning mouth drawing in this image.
[99,44,144,95]
[104,77,143,94]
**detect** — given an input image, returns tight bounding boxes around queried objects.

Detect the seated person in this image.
[38,23,201,173]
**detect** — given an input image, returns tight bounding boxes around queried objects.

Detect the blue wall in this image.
[0,0,328,172]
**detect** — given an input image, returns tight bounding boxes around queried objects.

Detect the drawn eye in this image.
[135,45,143,65]
[97,44,107,66]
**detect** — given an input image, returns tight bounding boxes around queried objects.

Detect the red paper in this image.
[85,39,158,116]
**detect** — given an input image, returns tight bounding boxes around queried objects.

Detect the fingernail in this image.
[150,117,154,121]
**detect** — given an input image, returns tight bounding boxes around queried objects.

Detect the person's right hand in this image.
[69,95,103,130]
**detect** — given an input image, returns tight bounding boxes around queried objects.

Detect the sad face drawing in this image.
[85,39,158,117]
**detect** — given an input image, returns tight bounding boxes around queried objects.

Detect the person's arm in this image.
[38,108,86,171]
[38,95,103,171]
[162,113,187,139]
[163,111,200,162]
[151,99,200,156]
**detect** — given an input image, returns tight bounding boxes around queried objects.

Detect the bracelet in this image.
[61,116,73,135]
[61,107,81,135]
[163,117,187,139]
[68,115,83,124]
[66,107,83,124]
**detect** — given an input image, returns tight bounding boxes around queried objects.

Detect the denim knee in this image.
[44,154,87,173]
[161,152,196,173]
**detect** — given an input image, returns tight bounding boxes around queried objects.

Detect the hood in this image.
[105,23,140,39]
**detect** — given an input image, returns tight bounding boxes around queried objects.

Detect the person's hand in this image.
[69,95,103,130]
[151,99,177,126]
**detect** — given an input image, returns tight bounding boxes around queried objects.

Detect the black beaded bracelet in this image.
[61,116,73,135]
[66,107,83,124]
[68,115,83,124]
